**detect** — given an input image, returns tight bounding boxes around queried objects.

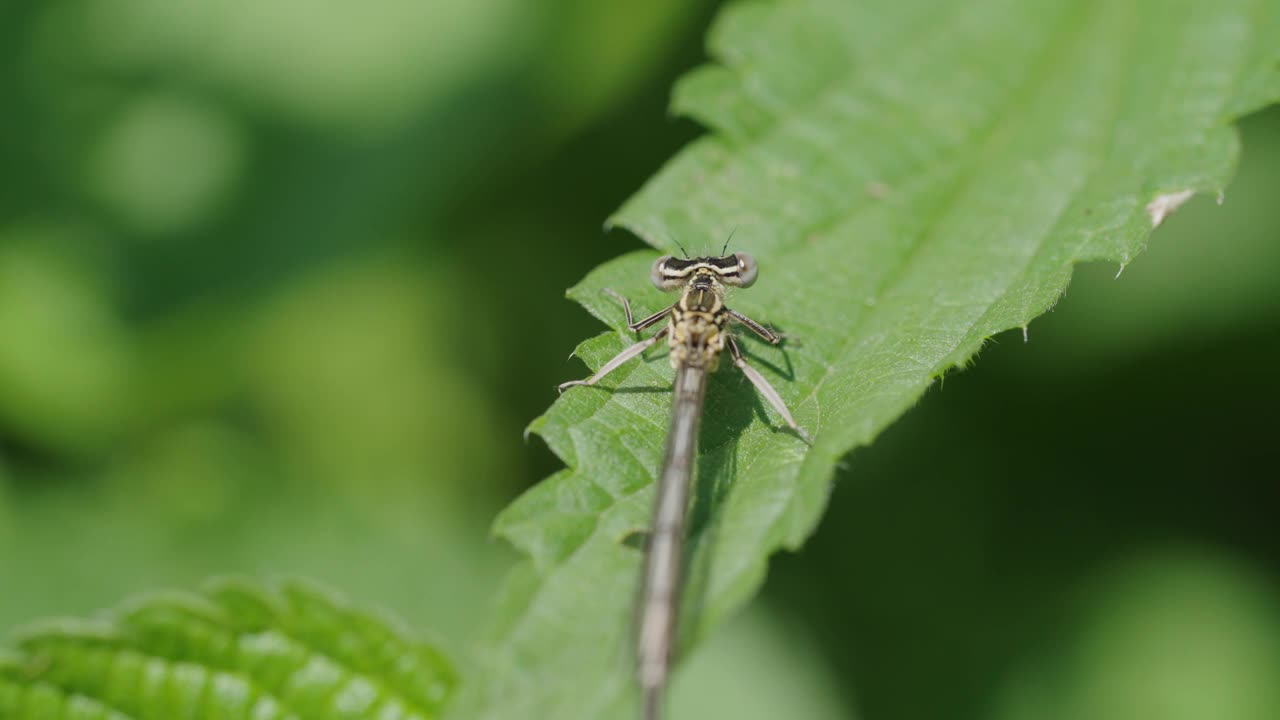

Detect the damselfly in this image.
[559,249,810,720]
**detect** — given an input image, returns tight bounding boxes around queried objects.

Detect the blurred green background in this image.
[1,2,1278,719]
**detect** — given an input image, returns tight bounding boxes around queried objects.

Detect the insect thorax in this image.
[669,275,728,370]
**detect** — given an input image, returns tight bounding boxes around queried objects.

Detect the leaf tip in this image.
[524,415,547,443]
[1145,189,1195,228]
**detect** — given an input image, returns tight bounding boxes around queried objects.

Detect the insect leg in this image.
[558,327,670,392]
[727,308,781,344]
[727,336,812,443]
[605,288,672,333]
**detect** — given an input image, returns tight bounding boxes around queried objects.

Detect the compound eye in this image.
[650,255,674,290]
[734,252,758,287]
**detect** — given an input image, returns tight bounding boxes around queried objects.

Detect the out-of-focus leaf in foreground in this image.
[0,579,454,719]
[464,0,1280,717]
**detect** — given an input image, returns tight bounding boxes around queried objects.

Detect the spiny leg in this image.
[727,336,812,444]
[604,288,672,333]
[558,327,670,392]
[728,308,781,344]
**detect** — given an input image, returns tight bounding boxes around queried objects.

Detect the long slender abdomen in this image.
[636,363,706,719]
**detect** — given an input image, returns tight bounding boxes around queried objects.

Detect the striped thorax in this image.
[557,246,809,720]
[653,253,756,371]
[668,269,727,370]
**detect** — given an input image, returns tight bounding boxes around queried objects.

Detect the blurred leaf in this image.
[0,467,9,530]
[990,550,1280,720]
[60,0,525,134]
[464,0,1280,716]
[0,226,136,455]
[534,0,711,132]
[0,578,454,719]
[1069,552,1280,720]
[84,91,247,237]
[245,257,512,512]
[0,472,510,663]
[670,604,853,719]
[999,108,1280,370]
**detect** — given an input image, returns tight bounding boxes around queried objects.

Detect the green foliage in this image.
[0,579,454,719]
[464,0,1280,717]
[4,0,1280,717]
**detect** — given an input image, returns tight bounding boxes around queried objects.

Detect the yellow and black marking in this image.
[556,249,809,720]
[650,253,758,291]
[668,268,729,370]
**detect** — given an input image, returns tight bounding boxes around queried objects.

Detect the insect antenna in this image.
[672,238,691,259]
[720,227,738,256]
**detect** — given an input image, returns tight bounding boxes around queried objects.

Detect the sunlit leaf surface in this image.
[0,579,454,719]
[462,0,1280,716]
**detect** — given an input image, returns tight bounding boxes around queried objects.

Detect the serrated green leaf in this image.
[0,578,454,720]
[464,0,1280,717]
